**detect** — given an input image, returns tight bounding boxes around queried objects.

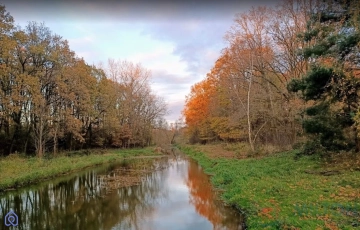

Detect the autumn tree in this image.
[182,1,324,150]
[0,4,19,154]
[222,6,285,150]
[0,5,168,156]
[182,74,218,143]
[105,59,168,148]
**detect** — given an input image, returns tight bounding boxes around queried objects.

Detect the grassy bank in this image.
[0,147,163,192]
[179,144,360,229]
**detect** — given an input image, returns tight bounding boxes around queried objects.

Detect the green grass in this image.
[0,147,162,192]
[179,145,360,229]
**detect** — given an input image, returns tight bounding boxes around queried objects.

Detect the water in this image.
[0,154,245,230]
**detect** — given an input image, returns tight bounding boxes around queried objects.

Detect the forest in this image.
[1,1,360,229]
[182,0,360,156]
[0,5,168,157]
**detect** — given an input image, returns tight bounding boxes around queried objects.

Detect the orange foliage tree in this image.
[182,1,314,148]
[182,75,218,143]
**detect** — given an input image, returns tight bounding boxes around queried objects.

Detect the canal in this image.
[0,153,245,229]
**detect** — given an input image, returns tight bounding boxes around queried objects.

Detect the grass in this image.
[0,147,163,192]
[179,144,360,230]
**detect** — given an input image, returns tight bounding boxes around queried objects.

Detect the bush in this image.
[302,139,324,155]
[293,139,323,159]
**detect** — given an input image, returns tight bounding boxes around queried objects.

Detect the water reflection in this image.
[186,160,245,229]
[0,155,245,230]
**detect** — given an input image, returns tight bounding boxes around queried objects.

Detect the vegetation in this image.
[0,5,168,157]
[182,2,308,147]
[182,0,360,157]
[2,0,360,227]
[179,2,360,228]
[0,147,163,192]
[289,0,360,154]
[180,144,360,229]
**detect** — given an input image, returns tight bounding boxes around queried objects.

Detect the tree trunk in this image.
[38,120,44,158]
[267,81,279,145]
[53,129,57,156]
[247,75,255,152]
[9,112,21,154]
[24,125,32,155]
[9,124,19,154]
[354,126,359,152]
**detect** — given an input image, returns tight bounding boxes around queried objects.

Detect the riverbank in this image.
[0,148,165,192]
[179,144,360,229]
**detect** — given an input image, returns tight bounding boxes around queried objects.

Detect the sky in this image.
[2,0,280,124]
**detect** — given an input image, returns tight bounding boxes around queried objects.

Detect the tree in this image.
[182,75,217,143]
[182,1,323,149]
[288,0,360,154]
[105,59,167,148]
[224,6,279,151]
[0,5,169,156]
[21,21,80,157]
[0,4,19,154]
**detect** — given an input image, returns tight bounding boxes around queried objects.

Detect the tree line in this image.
[183,0,360,155]
[0,5,168,157]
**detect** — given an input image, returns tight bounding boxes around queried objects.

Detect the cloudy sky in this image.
[2,0,280,124]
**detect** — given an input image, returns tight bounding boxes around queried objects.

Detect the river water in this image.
[0,154,245,230]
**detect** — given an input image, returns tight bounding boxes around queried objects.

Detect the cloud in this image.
[127,45,189,74]
[65,34,102,63]
[150,70,192,103]
[3,0,276,22]
[140,20,230,77]
[164,100,186,123]
[67,36,94,46]
[151,70,193,85]
[2,0,283,123]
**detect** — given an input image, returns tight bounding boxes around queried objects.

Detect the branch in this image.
[253,120,268,144]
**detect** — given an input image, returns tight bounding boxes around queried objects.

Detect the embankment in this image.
[0,148,165,192]
[179,144,360,229]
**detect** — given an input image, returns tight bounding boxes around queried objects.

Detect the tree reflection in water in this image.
[186,159,245,230]
[0,158,169,230]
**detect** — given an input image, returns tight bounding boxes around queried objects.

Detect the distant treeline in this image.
[0,5,168,157]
